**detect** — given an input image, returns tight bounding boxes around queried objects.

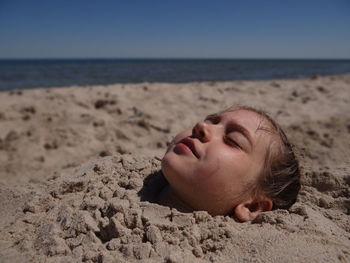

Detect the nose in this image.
[192,121,212,142]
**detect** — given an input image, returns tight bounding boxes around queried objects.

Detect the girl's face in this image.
[161,109,274,215]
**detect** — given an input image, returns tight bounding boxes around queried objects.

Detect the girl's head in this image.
[161,106,300,221]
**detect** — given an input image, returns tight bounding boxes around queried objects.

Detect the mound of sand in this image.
[1,154,349,262]
[0,74,349,262]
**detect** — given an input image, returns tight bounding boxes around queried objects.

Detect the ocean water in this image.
[0,59,350,91]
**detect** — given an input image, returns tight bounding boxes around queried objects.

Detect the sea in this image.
[1,59,350,91]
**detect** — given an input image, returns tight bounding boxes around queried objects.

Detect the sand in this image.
[0,74,349,262]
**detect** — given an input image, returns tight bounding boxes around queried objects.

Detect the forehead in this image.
[222,109,269,131]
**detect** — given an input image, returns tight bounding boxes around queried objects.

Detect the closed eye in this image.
[224,135,241,148]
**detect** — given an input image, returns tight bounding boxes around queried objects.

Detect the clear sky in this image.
[0,0,349,59]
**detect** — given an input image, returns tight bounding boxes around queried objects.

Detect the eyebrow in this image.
[205,113,219,120]
[205,113,253,149]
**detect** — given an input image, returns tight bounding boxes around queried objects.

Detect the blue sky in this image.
[0,0,349,59]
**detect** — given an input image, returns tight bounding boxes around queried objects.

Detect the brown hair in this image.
[229,105,301,210]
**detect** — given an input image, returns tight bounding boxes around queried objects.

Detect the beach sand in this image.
[0,74,349,262]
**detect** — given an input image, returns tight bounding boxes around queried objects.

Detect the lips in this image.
[177,137,199,158]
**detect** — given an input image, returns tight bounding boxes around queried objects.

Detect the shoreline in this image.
[1,72,350,93]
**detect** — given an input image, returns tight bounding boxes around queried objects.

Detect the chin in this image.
[161,149,181,175]
[161,153,179,185]
[161,153,171,176]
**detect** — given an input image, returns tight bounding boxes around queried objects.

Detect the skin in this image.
[160,109,274,218]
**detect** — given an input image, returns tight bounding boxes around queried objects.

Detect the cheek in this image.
[198,150,250,190]
[201,147,237,176]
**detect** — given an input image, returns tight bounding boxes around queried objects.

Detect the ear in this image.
[234,196,273,222]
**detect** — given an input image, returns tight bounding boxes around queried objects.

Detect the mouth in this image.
[176,137,199,158]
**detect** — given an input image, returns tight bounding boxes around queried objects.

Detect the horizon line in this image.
[1,57,350,60]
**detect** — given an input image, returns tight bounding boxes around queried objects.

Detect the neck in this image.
[156,185,194,213]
